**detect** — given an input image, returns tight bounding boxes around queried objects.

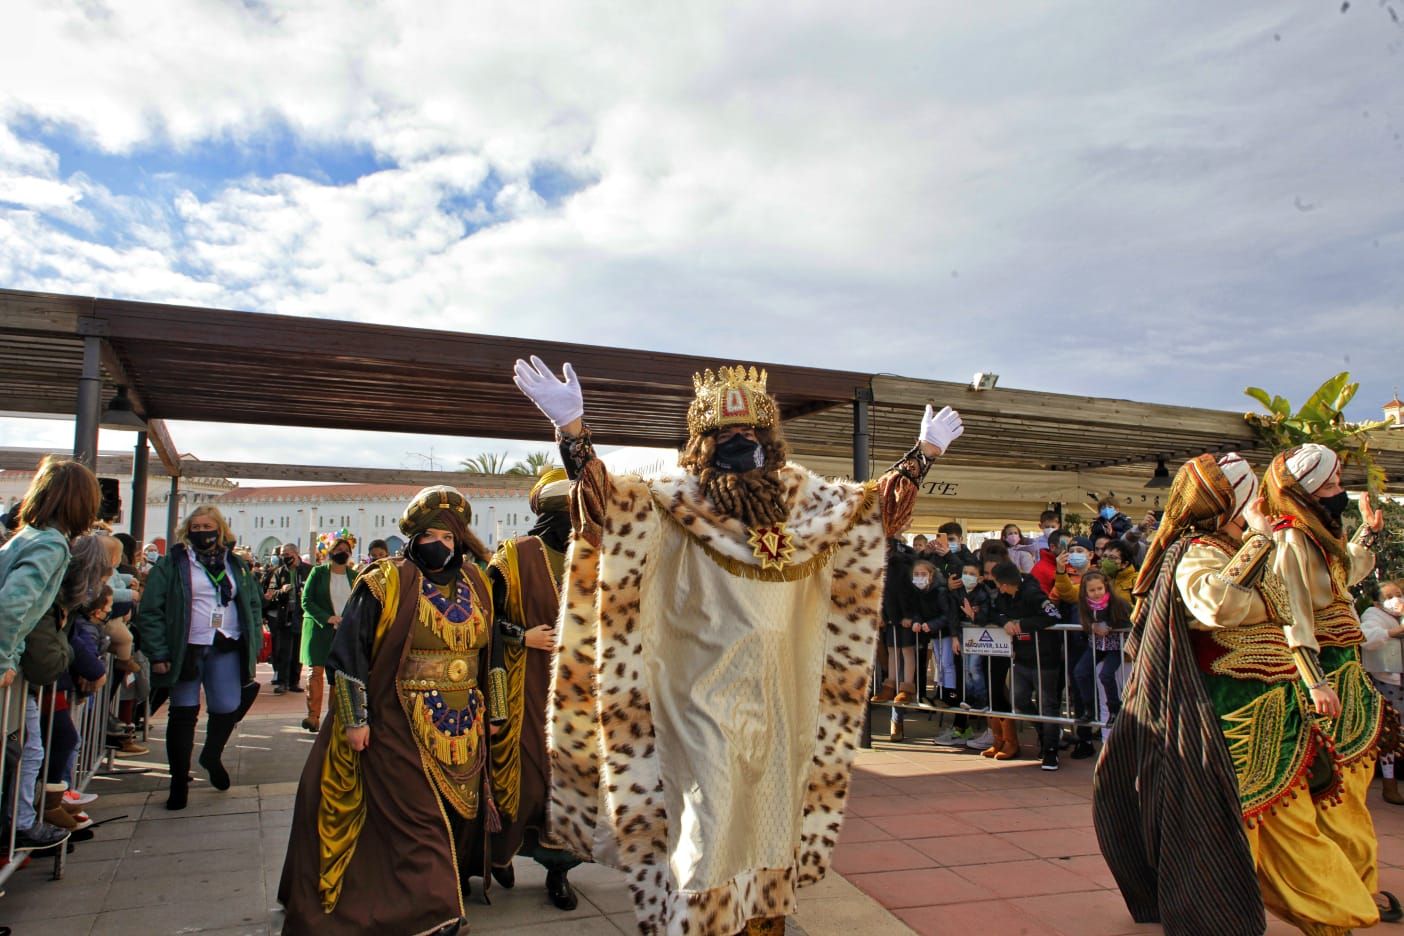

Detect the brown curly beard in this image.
[679,426,791,528]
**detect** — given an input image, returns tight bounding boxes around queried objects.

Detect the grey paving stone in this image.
[140,796,261,821]
[114,845,261,882]
[101,867,265,912]
[130,811,260,842]
[125,827,261,857]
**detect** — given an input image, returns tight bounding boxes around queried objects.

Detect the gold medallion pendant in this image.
[747,523,796,571]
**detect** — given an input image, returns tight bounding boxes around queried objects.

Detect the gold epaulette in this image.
[1220,533,1273,588]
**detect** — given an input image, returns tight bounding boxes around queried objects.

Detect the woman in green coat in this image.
[299,538,356,733]
[136,506,262,810]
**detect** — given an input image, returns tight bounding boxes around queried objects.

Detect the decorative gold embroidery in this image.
[1208,622,1298,683]
[1323,660,1382,763]
[1221,684,1291,807]
[746,523,796,571]
[1315,599,1363,647]
[1258,571,1292,626]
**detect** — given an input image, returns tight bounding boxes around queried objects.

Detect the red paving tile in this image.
[894,900,1046,936]
[869,811,983,839]
[1014,890,1162,935]
[845,867,986,909]
[907,832,1034,866]
[836,816,892,845]
[841,747,1404,935]
[830,840,934,875]
[1005,826,1102,858]
[951,858,1101,898]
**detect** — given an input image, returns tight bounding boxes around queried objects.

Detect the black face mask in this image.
[1319,490,1350,520]
[330,551,351,566]
[415,539,454,571]
[712,434,766,473]
[189,530,221,553]
[280,553,296,566]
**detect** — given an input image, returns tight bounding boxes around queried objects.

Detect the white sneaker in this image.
[965,728,994,750]
[932,728,966,747]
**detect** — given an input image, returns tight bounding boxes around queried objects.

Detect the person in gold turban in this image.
[278,486,495,936]
[472,466,584,910]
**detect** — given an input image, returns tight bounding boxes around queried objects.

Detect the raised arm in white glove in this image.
[513,355,584,432]
[919,404,964,456]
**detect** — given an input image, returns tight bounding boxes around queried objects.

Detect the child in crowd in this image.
[1098,539,1138,602]
[1077,571,1132,728]
[992,561,1063,768]
[1002,524,1037,574]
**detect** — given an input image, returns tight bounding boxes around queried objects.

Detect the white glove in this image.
[919,404,963,455]
[513,355,584,429]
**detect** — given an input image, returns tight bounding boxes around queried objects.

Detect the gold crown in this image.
[687,365,778,436]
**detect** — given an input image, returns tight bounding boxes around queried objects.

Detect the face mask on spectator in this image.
[1100,559,1121,577]
[1088,593,1111,611]
[1100,506,1117,521]
[281,553,296,566]
[1386,596,1404,616]
[961,573,979,590]
[1042,525,1058,538]
[1004,533,1020,546]
[189,530,220,552]
[946,536,961,549]
[331,551,351,565]
[912,573,931,589]
[1067,552,1090,570]
[144,548,159,563]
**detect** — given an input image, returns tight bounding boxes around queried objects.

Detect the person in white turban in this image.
[1265,441,1398,925]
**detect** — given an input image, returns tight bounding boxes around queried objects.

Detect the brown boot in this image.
[307,667,325,732]
[870,682,896,703]
[981,718,1005,758]
[1384,776,1404,805]
[995,721,1020,760]
[893,682,916,705]
[43,786,78,830]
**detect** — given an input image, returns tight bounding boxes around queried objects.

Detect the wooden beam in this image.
[93,336,184,476]
[0,291,86,336]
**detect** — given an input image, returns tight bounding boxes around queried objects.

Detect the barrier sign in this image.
[962,626,1012,658]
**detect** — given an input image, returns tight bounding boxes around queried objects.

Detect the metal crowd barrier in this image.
[0,653,147,890]
[873,622,1133,737]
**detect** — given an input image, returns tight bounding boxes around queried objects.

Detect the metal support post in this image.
[73,336,102,469]
[166,476,181,545]
[854,386,875,749]
[131,431,149,543]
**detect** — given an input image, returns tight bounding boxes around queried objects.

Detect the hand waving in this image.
[1361,492,1385,533]
[513,355,584,430]
[919,404,964,455]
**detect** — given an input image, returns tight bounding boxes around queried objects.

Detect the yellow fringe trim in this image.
[651,481,878,583]
[408,691,480,766]
[417,588,485,652]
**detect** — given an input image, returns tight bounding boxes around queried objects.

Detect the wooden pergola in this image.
[4,287,1401,537]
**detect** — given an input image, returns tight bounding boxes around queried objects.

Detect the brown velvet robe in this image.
[278,559,494,936]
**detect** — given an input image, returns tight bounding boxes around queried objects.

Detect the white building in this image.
[215,483,535,560]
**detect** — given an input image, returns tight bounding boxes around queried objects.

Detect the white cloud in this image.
[2,0,1403,471]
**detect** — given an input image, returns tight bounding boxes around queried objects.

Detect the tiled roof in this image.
[217,483,531,504]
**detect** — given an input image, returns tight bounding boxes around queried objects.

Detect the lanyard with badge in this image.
[199,561,231,635]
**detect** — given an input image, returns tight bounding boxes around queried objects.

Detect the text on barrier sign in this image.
[962,626,1012,658]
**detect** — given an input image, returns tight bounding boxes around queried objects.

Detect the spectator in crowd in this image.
[1090,495,1133,541]
[937,522,978,573]
[1002,523,1037,574]
[299,537,356,733]
[265,542,310,695]
[366,538,391,562]
[1123,526,1149,566]
[0,458,100,852]
[1093,535,1111,559]
[1078,570,1132,728]
[977,538,1010,576]
[1052,536,1098,758]
[141,542,162,573]
[873,538,919,711]
[903,558,950,708]
[20,532,111,844]
[993,560,1064,769]
[1361,580,1404,805]
[911,534,928,552]
[1031,527,1071,596]
[1029,509,1062,553]
[1099,539,1139,602]
[138,506,263,810]
[112,533,139,575]
[945,557,993,748]
[976,555,1018,757]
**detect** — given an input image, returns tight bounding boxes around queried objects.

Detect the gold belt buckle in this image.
[447,658,470,682]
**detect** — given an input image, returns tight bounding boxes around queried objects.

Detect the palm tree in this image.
[461,452,512,474]
[507,450,559,476]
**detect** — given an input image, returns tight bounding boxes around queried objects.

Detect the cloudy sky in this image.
[1,1,1401,476]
